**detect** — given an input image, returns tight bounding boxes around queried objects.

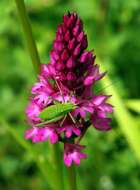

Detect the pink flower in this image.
[74,100,94,119]
[32,76,55,107]
[64,143,87,167]
[25,100,41,122]
[58,124,81,138]
[24,126,58,144]
[92,95,113,116]
[40,126,59,144]
[25,12,114,166]
[41,64,56,78]
[90,95,113,130]
[84,65,106,86]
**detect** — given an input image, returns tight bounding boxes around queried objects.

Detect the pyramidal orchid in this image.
[25,12,113,167]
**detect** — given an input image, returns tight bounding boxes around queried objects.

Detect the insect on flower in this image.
[25,12,114,167]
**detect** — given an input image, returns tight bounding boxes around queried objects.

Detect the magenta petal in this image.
[91,116,112,131]
[73,25,80,36]
[77,31,84,42]
[24,128,37,140]
[79,153,87,159]
[61,49,69,61]
[66,57,75,68]
[57,127,65,134]
[68,38,76,50]
[65,129,72,138]
[84,76,94,86]
[50,133,58,144]
[80,52,88,62]
[92,95,107,106]
[72,153,81,165]
[80,109,86,118]
[67,72,76,81]
[73,127,81,136]
[64,155,72,167]
[97,110,106,118]
[64,30,70,41]
[99,103,114,113]
[73,44,81,56]
[83,106,93,113]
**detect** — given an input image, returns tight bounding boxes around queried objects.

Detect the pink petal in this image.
[84,76,94,86]
[79,153,87,159]
[65,128,72,138]
[50,133,58,144]
[24,128,36,140]
[80,109,86,118]
[92,95,107,106]
[83,106,93,113]
[72,152,81,165]
[72,127,81,136]
[99,103,114,113]
[64,154,72,167]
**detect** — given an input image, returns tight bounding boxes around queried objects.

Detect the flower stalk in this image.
[15,0,40,74]
[68,164,77,190]
[52,143,64,190]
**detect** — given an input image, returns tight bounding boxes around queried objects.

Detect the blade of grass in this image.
[99,58,140,162]
[125,99,140,113]
[15,0,40,74]
[0,118,52,188]
[14,1,64,189]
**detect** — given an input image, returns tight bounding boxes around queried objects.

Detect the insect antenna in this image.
[95,79,120,94]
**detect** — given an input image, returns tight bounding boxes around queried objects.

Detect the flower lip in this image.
[64,142,87,167]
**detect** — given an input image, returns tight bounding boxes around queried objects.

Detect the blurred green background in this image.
[0,0,140,189]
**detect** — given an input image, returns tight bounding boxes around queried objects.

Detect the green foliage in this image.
[0,0,140,190]
[126,99,140,113]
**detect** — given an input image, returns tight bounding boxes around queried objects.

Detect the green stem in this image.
[68,164,77,190]
[15,0,40,74]
[52,144,64,190]
[15,1,64,190]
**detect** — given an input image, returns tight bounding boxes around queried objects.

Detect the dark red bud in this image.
[73,44,81,56]
[73,25,80,36]
[63,15,69,24]
[67,72,76,81]
[76,18,83,27]
[56,60,65,71]
[53,41,64,51]
[68,38,76,50]
[64,30,71,41]
[82,35,88,49]
[77,32,84,42]
[57,25,63,34]
[62,25,67,34]
[56,32,63,41]
[50,50,59,61]
[80,52,88,62]
[61,49,69,61]
[66,56,75,68]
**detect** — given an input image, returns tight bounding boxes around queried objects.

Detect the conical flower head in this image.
[25,12,114,167]
[48,12,96,92]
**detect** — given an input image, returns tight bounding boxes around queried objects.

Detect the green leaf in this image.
[125,99,140,113]
[39,102,76,120]
[99,59,140,163]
